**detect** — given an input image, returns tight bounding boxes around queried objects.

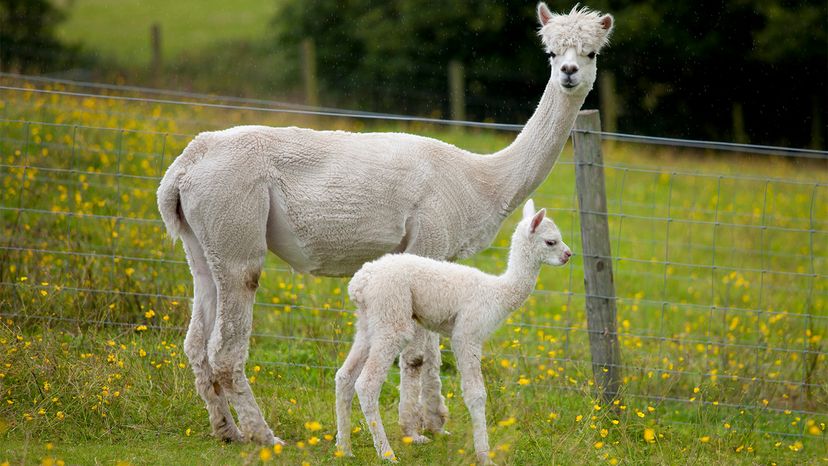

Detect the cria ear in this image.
[599,14,614,32]
[522,198,536,219]
[529,208,546,234]
[537,2,553,26]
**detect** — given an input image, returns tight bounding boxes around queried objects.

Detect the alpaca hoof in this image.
[250,428,280,446]
[410,434,431,444]
[477,451,495,465]
[425,424,450,436]
[335,442,353,458]
[220,434,241,444]
[215,425,244,443]
[423,405,449,433]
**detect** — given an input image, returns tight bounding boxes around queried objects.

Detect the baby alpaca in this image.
[335,200,572,463]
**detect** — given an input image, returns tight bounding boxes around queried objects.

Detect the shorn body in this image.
[335,200,572,463]
[156,3,612,445]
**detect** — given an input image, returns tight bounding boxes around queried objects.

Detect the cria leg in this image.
[181,230,242,442]
[399,327,446,442]
[355,327,414,462]
[452,337,491,465]
[398,327,428,443]
[419,330,449,434]
[335,320,371,456]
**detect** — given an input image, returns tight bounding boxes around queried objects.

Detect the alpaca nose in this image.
[561,64,578,76]
[564,250,572,259]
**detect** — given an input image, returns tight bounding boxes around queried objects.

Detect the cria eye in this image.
[587,52,596,59]
[545,240,558,247]
[549,51,557,58]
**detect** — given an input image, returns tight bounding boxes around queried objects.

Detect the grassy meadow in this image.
[55,0,278,65]
[0,77,827,465]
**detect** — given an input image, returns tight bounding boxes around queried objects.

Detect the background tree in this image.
[0,0,76,72]
[272,0,546,120]
[271,0,826,149]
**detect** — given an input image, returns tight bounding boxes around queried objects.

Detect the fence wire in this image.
[1,79,826,441]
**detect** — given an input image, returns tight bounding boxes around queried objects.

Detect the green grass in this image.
[0,78,827,464]
[56,0,279,64]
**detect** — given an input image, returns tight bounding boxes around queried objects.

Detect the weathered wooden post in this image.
[150,23,162,79]
[599,72,617,151]
[572,109,622,404]
[448,60,466,122]
[301,38,319,108]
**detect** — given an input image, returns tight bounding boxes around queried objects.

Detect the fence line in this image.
[3,116,827,187]
[3,80,828,158]
[3,272,826,328]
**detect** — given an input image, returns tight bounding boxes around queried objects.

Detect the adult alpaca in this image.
[157,3,613,445]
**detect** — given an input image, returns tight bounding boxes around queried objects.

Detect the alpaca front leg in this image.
[452,338,491,464]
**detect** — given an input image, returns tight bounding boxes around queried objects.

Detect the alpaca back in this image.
[349,253,498,335]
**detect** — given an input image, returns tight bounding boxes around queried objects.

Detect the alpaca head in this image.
[537,3,614,96]
[517,199,572,267]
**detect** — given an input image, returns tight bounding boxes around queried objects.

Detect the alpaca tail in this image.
[347,270,368,309]
[156,134,211,243]
[348,261,378,311]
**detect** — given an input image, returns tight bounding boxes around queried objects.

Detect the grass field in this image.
[0,78,826,464]
[55,0,279,65]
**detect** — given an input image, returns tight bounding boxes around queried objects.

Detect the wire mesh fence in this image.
[1,75,826,442]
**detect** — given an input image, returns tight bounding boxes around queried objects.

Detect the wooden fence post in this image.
[572,109,622,404]
[301,38,319,108]
[448,60,466,122]
[150,23,162,79]
[599,72,617,151]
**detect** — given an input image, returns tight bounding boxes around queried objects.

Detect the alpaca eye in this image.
[545,240,558,247]
[587,52,596,59]
[548,51,557,58]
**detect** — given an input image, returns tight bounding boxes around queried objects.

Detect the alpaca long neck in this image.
[488,79,587,213]
[494,241,541,316]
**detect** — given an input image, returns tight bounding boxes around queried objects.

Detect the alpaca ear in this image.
[599,14,614,32]
[522,198,536,219]
[530,208,546,234]
[537,2,553,26]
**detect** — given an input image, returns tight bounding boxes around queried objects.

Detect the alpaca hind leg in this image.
[356,327,414,461]
[181,230,242,442]
[335,320,371,456]
[398,326,431,443]
[208,267,280,445]
[419,330,449,434]
[187,183,280,445]
[452,337,490,464]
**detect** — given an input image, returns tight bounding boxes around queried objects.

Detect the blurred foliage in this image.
[0,0,79,72]
[272,0,544,120]
[2,0,825,148]
[271,0,827,148]
[603,0,827,148]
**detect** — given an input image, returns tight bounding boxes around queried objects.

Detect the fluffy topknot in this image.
[537,3,614,54]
